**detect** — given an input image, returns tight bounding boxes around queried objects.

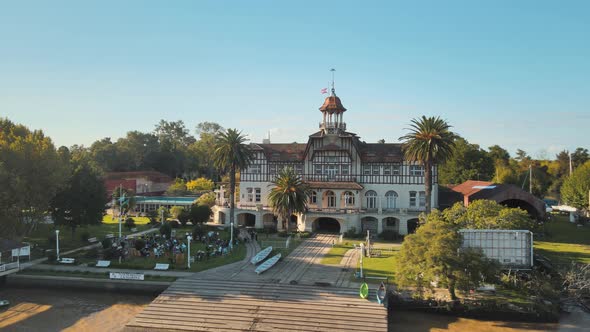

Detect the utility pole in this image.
[569,152,573,176]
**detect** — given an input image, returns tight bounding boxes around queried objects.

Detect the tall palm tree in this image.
[399,116,457,213]
[268,167,310,233]
[213,128,254,248]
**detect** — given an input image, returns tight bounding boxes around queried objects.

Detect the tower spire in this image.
[330,68,336,95]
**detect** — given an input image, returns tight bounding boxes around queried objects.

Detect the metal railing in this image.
[0,262,19,272]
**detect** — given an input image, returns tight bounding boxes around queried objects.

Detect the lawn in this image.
[23,222,155,254]
[534,214,590,265]
[51,226,248,272]
[356,248,400,282]
[102,214,151,225]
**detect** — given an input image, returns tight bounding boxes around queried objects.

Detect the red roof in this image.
[319,95,347,113]
[450,180,494,197]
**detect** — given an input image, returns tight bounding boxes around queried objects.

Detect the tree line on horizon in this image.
[1,116,589,239]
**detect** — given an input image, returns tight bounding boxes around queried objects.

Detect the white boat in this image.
[0,300,9,308]
[250,246,273,265]
[255,253,281,274]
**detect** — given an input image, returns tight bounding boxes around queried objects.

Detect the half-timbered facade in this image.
[212,88,438,235]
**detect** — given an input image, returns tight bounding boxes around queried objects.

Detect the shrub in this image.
[160,222,172,239]
[125,217,135,231]
[189,204,212,224]
[134,239,146,251]
[80,231,91,242]
[298,231,312,238]
[343,227,362,239]
[101,238,112,249]
[170,206,184,219]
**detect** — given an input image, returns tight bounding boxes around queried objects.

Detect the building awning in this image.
[307,182,364,190]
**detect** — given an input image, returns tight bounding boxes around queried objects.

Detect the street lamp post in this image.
[55,230,60,261]
[186,233,192,269]
[359,243,364,278]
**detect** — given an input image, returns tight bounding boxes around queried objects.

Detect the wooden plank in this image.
[139,306,386,329]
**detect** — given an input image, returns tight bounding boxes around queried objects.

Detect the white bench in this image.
[96,260,111,268]
[88,237,98,243]
[59,258,75,264]
[154,263,170,271]
[105,234,114,239]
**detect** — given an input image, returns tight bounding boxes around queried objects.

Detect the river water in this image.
[0,287,588,331]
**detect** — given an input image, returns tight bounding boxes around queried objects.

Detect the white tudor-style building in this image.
[212,88,438,235]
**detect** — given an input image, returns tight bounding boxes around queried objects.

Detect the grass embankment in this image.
[534,214,590,264]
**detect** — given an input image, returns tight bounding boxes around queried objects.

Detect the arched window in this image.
[365,190,377,209]
[326,190,336,208]
[342,191,355,207]
[385,191,398,209]
[310,191,317,204]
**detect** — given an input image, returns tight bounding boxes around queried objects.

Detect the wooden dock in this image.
[125,278,388,331]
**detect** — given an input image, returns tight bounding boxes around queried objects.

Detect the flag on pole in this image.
[320,88,328,94]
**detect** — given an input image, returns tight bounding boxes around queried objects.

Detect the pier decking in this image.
[125,279,387,331]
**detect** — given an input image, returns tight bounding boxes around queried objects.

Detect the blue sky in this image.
[1,1,588,157]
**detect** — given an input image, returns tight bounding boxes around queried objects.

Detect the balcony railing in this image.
[307,207,360,214]
[319,122,346,130]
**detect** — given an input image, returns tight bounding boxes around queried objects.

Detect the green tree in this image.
[572,148,589,170]
[50,150,108,237]
[442,200,536,230]
[439,137,494,184]
[399,116,457,212]
[157,206,170,223]
[395,215,499,300]
[190,204,212,224]
[213,128,254,247]
[561,161,590,210]
[166,178,188,196]
[268,167,309,232]
[0,118,68,238]
[187,177,215,192]
[196,192,216,207]
[169,206,184,219]
[194,122,224,179]
[488,145,510,164]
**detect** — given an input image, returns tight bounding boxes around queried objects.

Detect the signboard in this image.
[109,272,145,280]
[12,246,30,258]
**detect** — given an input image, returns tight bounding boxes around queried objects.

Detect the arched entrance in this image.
[500,199,540,219]
[218,211,226,225]
[361,217,378,235]
[290,215,298,229]
[382,217,399,233]
[407,218,419,234]
[237,213,256,227]
[314,217,341,233]
[263,214,277,231]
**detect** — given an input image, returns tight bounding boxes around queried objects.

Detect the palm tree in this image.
[399,116,457,213]
[213,128,254,248]
[268,167,310,233]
